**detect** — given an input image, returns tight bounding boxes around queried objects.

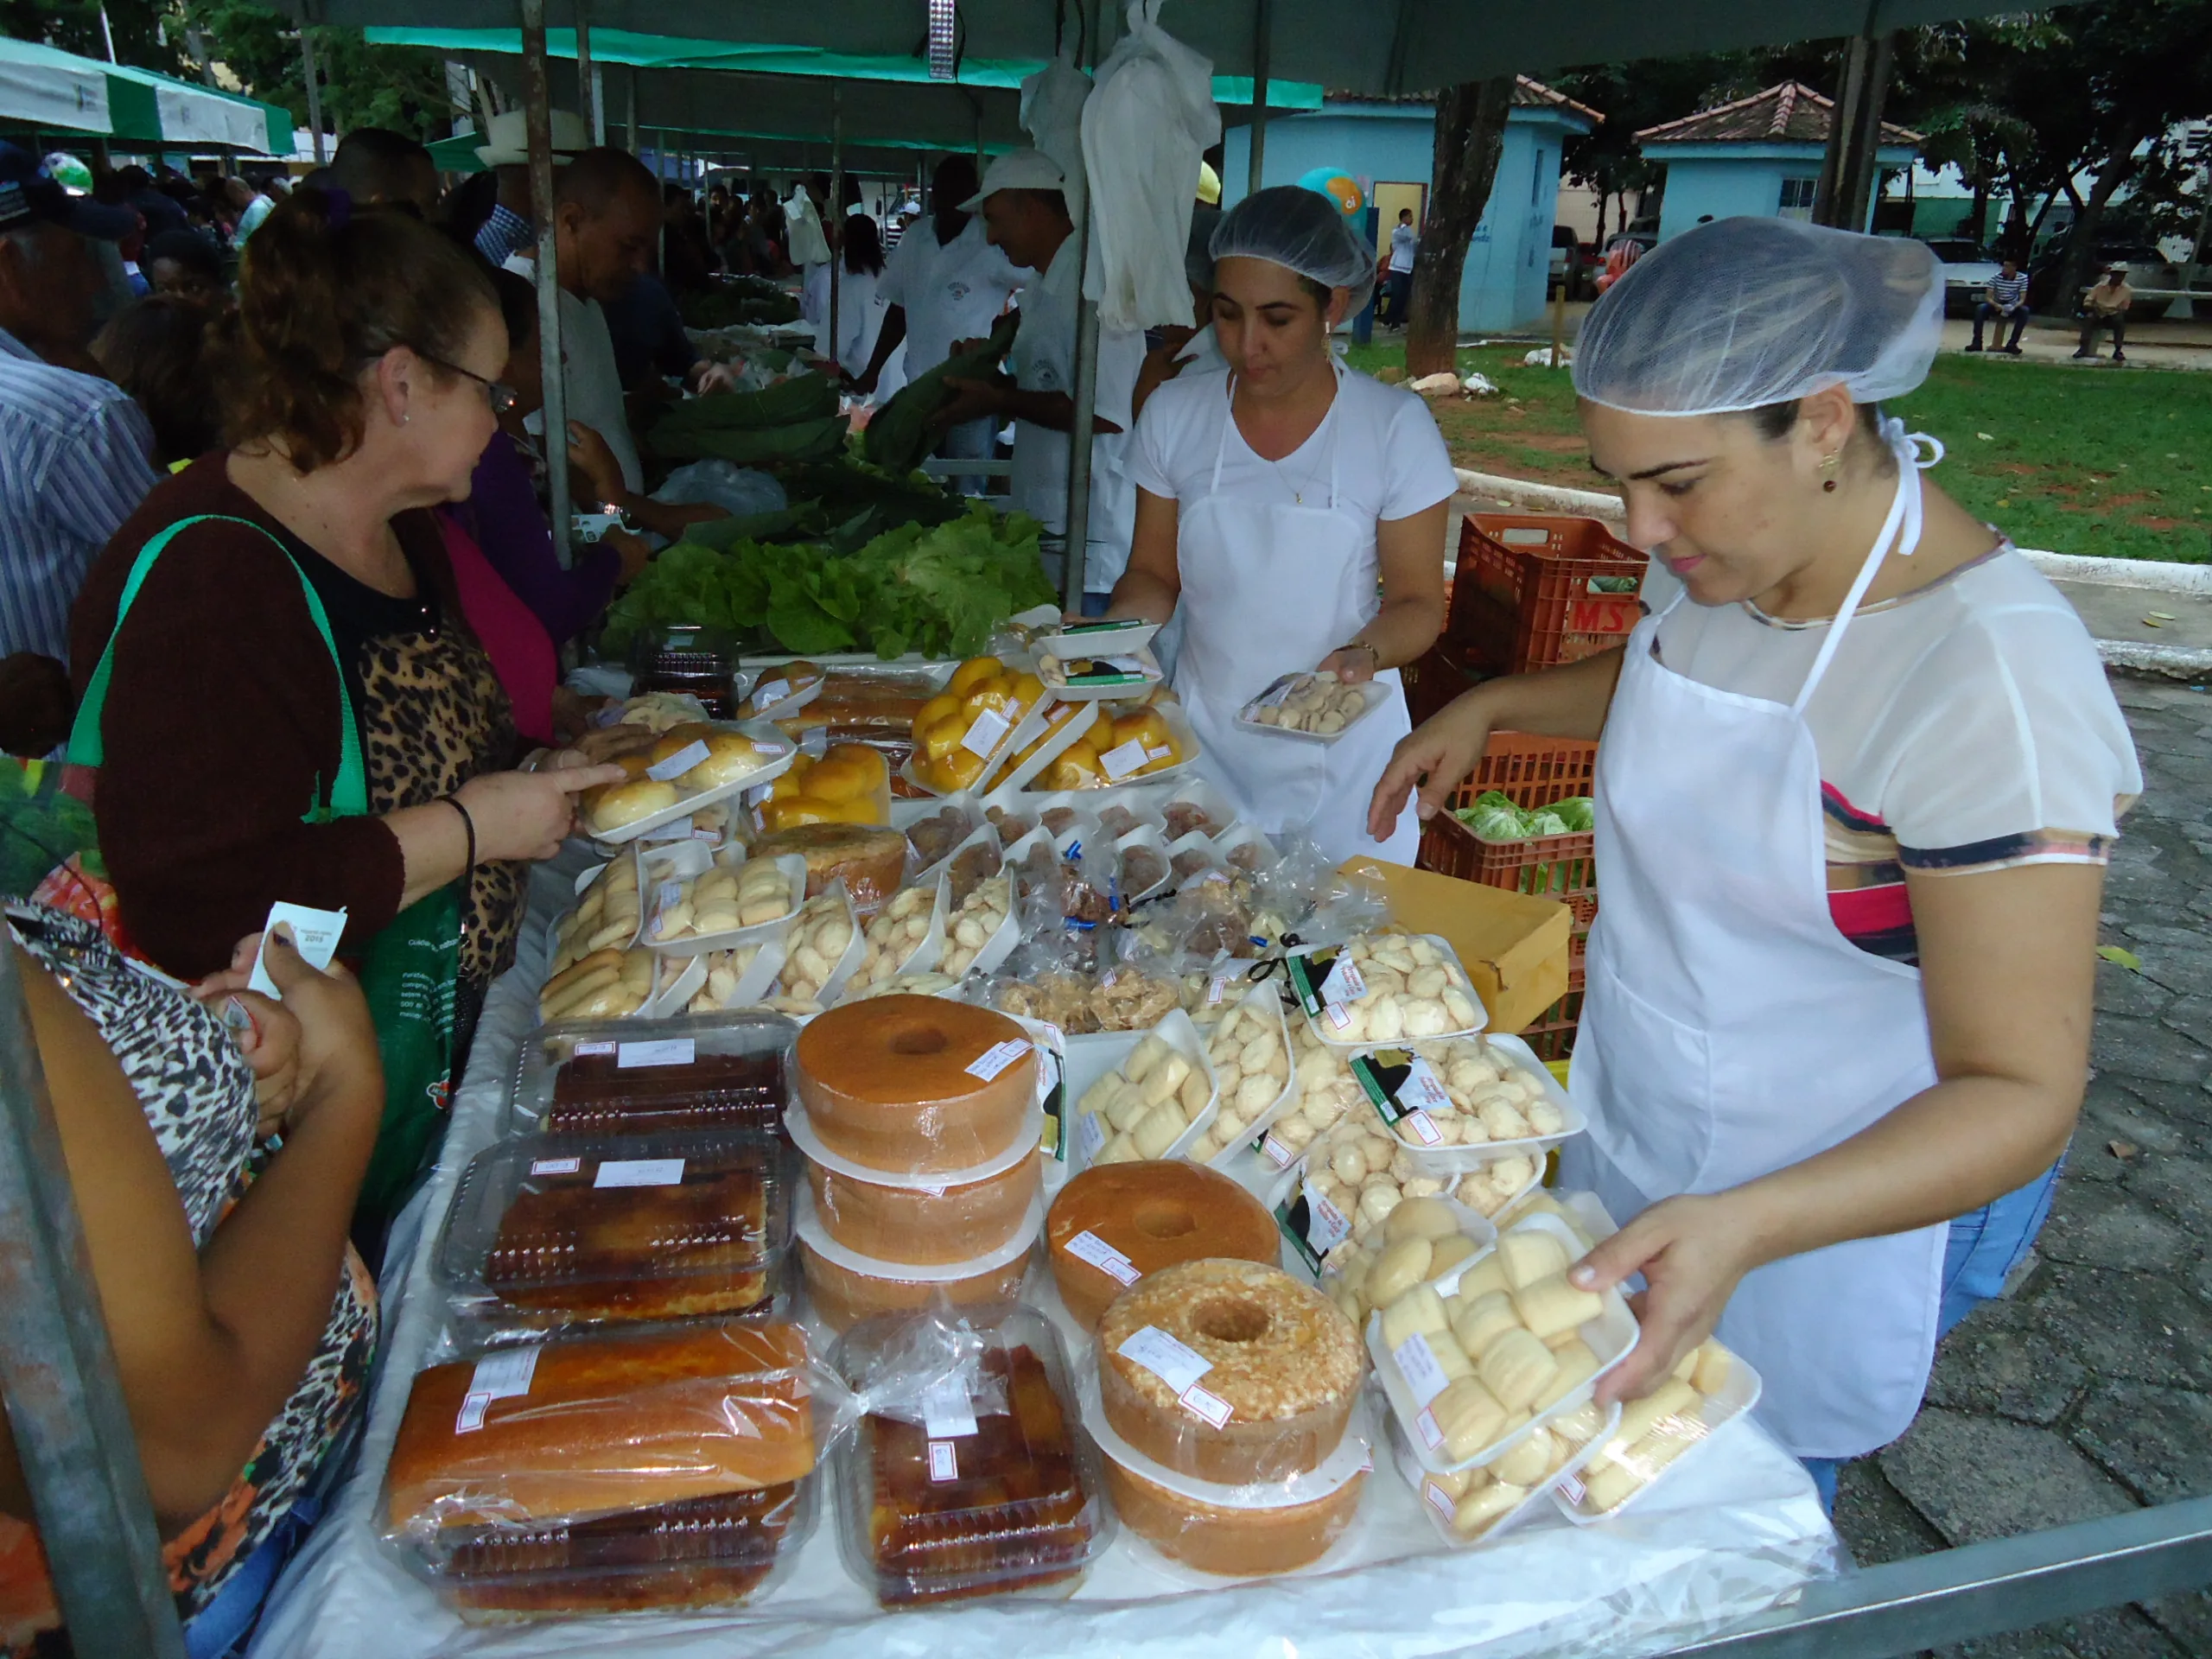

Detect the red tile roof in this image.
[1635,81,1920,147]
[1322,76,1602,124]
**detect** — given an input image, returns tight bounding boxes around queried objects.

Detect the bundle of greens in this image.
[679,278,802,328]
[601,505,1052,661]
[1454,791,1595,841]
[646,374,844,466]
[862,309,1021,474]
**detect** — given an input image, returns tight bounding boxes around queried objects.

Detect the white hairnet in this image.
[1573,217,1943,416]
[1211,184,1376,316]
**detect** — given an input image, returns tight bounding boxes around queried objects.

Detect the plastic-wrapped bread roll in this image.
[1490,1426,1556,1487]
[1497,1230,1570,1292]
[1510,1272,1605,1343]
[1378,1283,1451,1349]
[1427,1376,1507,1461]
[1452,1479,1528,1535]
[1363,1236,1433,1309]
[1612,1378,1700,1448]
[1691,1341,1733,1395]
[1476,1328,1560,1413]
[1447,1291,1522,1361]
[1532,1338,1603,1411]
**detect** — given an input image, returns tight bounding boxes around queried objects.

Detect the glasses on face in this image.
[410,348,518,416]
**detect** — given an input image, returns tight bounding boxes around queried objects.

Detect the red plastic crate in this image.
[1402,643,1480,727]
[1448,514,1647,674]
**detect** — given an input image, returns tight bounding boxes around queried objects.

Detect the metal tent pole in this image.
[574,0,600,144]
[626,65,639,155]
[299,23,327,164]
[830,84,844,367]
[520,0,572,567]
[1060,0,1107,612]
[0,946,188,1656]
[1247,0,1272,196]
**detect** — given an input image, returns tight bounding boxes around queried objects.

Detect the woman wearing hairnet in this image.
[1108,185,1456,862]
[1370,219,2141,1505]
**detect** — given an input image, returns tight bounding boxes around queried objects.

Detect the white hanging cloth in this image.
[1020,48,1092,227]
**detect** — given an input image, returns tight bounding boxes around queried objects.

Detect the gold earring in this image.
[1819,451,1840,493]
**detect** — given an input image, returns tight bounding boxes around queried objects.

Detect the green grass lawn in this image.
[1344,340,2212,563]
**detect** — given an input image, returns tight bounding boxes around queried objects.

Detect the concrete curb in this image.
[2016,550,2212,595]
[1453,468,1623,517]
[2094,640,2212,680]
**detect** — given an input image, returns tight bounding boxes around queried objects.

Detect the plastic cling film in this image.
[1385,1400,1618,1549]
[1293,932,1488,1050]
[1555,1339,1764,1524]
[792,1188,1044,1335]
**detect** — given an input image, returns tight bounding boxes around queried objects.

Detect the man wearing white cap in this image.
[473,109,589,267]
[934,148,1145,610]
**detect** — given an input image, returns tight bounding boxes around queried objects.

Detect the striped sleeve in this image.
[43,396,160,549]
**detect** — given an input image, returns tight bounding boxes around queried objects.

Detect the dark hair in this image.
[94,296,220,465]
[556,145,656,215]
[220,186,499,471]
[329,126,434,205]
[842,212,884,276]
[933,155,979,198]
[143,228,224,284]
[1744,398,1891,475]
[490,266,538,351]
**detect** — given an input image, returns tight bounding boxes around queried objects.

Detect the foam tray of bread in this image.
[1389,1398,1617,1548]
[378,1322,829,1615]
[1036,644,1167,701]
[435,1128,791,1331]
[830,1306,1112,1605]
[1554,1339,1763,1523]
[1287,933,1487,1048]
[582,719,798,844]
[1368,1214,1641,1478]
[1339,1033,1584,1167]
[1235,671,1391,743]
[639,847,809,955]
[508,1012,794,1138]
[1064,1011,1220,1171]
[1271,1120,1542,1280]
[757,742,895,834]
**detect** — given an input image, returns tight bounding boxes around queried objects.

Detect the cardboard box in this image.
[1338,857,1573,1039]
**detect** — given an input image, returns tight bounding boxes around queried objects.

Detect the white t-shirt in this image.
[1009,233,1147,593]
[506,257,640,493]
[1173,322,1230,378]
[1389,224,1417,274]
[1642,546,2142,963]
[1127,364,1458,531]
[878,215,1028,378]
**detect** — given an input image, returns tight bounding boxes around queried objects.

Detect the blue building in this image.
[1636,82,1919,242]
[1220,79,1598,333]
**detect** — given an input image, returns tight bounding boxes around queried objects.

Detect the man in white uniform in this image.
[846,155,1027,483]
[934,149,1145,609]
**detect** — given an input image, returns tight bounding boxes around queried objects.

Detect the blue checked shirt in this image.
[474,201,534,268]
[0,327,160,664]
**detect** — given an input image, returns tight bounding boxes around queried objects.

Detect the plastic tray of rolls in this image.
[1367,1213,1641,1478]
[1287,933,1488,1049]
[435,1128,791,1333]
[1553,1339,1764,1523]
[508,1011,796,1138]
[582,718,798,845]
[830,1306,1112,1606]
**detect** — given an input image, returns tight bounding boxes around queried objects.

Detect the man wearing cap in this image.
[2075,265,2133,365]
[0,143,161,666]
[934,149,1146,611]
[847,155,1028,487]
[473,109,589,267]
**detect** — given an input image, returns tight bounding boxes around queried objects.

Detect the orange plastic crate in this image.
[1448,515,1646,674]
[1517,969,1586,1064]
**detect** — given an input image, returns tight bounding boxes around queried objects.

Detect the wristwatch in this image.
[1341,640,1382,672]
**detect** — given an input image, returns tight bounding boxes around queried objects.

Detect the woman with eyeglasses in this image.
[67,187,630,1237]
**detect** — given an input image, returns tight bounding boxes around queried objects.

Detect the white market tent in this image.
[9,3,2211,1656]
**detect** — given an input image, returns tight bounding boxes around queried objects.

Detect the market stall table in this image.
[251,855,1837,1659]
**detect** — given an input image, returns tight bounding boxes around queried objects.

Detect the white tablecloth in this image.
[251,858,1839,1659]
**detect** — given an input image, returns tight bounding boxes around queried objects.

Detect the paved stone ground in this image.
[1833,675,2212,1656]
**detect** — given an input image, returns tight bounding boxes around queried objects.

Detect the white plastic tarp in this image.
[251,856,1838,1659]
[144,75,274,149]
[0,38,111,135]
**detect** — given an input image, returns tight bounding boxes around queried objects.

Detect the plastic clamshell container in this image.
[393,1474,818,1618]
[772,881,867,1009]
[794,1190,1042,1334]
[1387,1399,1615,1550]
[1553,1343,1764,1525]
[1113,824,1173,906]
[590,719,799,846]
[1367,1213,1640,1478]
[679,938,789,1016]
[1235,675,1392,745]
[1080,1369,1372,1579]
[1038,643,1167,702]
[1156,776,1237,842]
[1210,821,1280,876]
[788,1097,1046,1264]
[1198,983,1300,1171]
[1064,1009,1220,1174]
[902,793,987,879]
[508,1011,795,1139]
[1291,933,1491,1051]
[1344,1033,1587,1175]
[830,1306,1112,1605]
[639,853,810,957]
[435,1129,791,1326]
[1036,617,1161,659]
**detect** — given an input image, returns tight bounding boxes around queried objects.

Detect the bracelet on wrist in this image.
[444,793,477,872]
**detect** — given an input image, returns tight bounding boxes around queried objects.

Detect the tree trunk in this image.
[2050,125,2148,318]
[1406,75,1516,378]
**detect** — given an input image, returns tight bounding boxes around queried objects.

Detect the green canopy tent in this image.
[0,36,291,154]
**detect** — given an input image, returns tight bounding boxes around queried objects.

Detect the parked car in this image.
[1549,224,1598,300]
[2027,242,2186,319]
[1915,238,2003,317]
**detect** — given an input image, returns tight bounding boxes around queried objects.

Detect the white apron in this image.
[1562,421,1949,1460]
[1171,369,1420,865]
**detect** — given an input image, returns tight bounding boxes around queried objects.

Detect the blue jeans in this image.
[1798,1158,2064,1512]
[1080,591,1114,618]
[181,1490,323,1659]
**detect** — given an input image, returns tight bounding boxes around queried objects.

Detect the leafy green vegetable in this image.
[601,505,1052,661]
[1453,793,1596,842]
[679,278,802,327]
[864,309,1022,474]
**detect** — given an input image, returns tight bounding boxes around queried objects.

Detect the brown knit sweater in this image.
[70,457,449,978]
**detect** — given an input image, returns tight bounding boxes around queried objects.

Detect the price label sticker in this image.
[574,1040,618,1058]
[529,1157,582,1177]
[1319,956,1368,1007]
[1555,1471,1589,1506]
[1305,1182,1353,1254]
[639,817,696,843]
[1205,975,1227,1007]
[1116,1325,1212,1396]
[750,677,792,711]
[1074,1110,1109,1164]
[1417,1407,1446,1451]
[963,1038,1032,1081]
[1325,1002,1351,1032]
[1179,1384,1234,1428]
[1261,1131,1297,1169]
[646,740,711,784]
[1393,1333,1452,1408]
[960,707,1012,759]
[1403,1109,1444,1147]
[919,1376,978,1440]
[618,1039,695,1069]
[594,1158,686,1189]
[1100,737,1150,781]
[1426,1480,1459,1522]
[927,1440,960,1483]
[455,1345,540,1433]
[1064,1230,1140,1286]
